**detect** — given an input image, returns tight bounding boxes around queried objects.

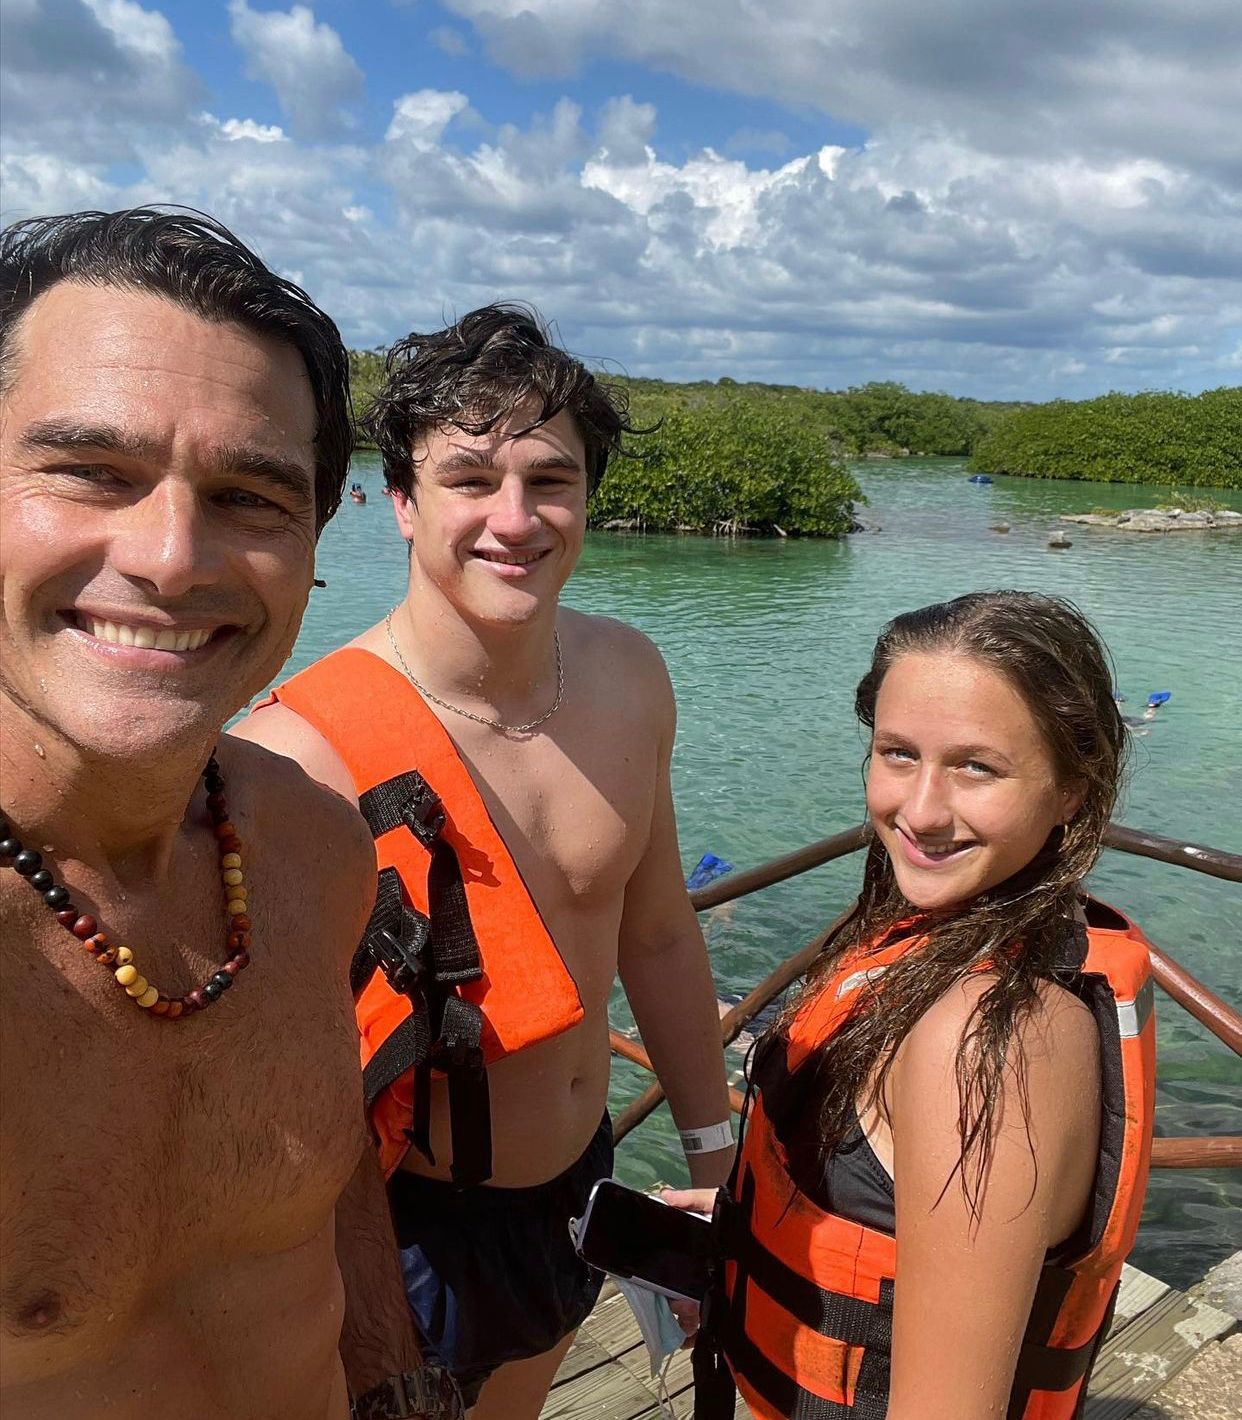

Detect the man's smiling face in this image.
[391,405,588,627]
[0,281,319,760]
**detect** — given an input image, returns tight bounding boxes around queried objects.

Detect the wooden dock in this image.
[542,1252,1240,1419]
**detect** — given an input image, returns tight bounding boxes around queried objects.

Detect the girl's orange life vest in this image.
[264,647,584,1182]
[697,897,1156,1420]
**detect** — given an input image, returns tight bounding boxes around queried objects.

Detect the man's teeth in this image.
[477,550,543,565]
[85,618,212,652]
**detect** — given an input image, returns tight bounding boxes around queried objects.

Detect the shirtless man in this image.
[236,305,735,1417]
[0,210,438,1419]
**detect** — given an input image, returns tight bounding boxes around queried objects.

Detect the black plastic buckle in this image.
[400,782,447,846]
[373,916,430,996]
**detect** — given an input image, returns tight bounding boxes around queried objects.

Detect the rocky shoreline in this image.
[1060,507,1242,532]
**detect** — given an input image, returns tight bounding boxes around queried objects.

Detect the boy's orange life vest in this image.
[695,898,1156,1420]
[265,647,584,1183]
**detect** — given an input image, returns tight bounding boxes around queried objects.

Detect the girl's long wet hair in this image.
[788,591,1128,1212]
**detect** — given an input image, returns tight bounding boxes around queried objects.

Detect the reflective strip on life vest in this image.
[1116,978,1154,1038]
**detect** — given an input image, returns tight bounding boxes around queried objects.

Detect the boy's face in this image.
[391,406,588,627]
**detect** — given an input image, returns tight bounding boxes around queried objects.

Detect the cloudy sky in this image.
[3,0,1241,398]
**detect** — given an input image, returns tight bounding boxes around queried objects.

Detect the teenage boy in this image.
[236,305,734,1418]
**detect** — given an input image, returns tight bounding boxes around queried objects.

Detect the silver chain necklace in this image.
[384,610,564,734]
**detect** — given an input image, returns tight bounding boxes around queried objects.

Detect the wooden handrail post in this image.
[689,824,870,910]
[1151,1137,1242,1169]
[1102,823,1242,883]
[1148,946,1242,1056]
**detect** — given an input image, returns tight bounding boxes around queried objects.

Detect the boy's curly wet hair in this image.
[360,303,635,498]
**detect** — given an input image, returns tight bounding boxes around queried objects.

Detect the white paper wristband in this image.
[678,1120,734,1155]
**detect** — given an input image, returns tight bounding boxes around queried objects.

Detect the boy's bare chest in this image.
[456,725,657,906]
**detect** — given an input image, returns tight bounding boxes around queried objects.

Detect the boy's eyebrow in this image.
[432,450,584,475]
[524,454,584,472]
[433,450,494,475]
[18,417,313,505]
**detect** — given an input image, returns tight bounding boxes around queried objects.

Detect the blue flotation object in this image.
[967,474,993,485]
[686,852,734,891]
[1147,691,1172,708]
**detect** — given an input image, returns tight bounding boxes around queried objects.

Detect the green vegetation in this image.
[1154,490,1227,513]
[611,376,1019,459]
[349,347,388,423]
[590,392,860,536]
[348,349,1241,527]
[969,388,1242,489]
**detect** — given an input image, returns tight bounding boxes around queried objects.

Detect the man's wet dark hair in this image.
[0,207,352,532]
[360,303,634,498]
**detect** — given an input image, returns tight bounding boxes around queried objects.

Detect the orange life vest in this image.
[265,647,584,1183]
[695,897,1156,1420]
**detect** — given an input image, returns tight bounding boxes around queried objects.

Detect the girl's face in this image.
[866,652,1082,912]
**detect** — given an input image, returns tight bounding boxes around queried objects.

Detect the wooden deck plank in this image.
[548,1259,1235,1419]
[554,1326,622,1385]
[1085,1284,1236,1419]
[541,1360,665,1420]
[1112,1261,1171,1330]
[576,1291,648,1362]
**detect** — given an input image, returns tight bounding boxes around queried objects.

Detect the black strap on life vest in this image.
[1006,1267,1118,1418]
[355,771,492,1187]
[357,867,432,1114]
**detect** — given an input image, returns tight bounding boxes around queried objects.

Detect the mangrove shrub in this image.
[970,388,1242,488]
[588,396,861,536]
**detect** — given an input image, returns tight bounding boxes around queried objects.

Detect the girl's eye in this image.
[880,746,915,763]
[962,760,996,777]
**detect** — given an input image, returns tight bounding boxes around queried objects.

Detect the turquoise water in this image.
[290,455,1241,1289]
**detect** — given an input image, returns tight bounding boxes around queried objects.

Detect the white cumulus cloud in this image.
[442,0,1242,182]
[228,0,364,140]
[2,1,1238,399]
[386,90,472,150]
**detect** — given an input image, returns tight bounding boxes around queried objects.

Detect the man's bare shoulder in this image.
[221,733,371,875]
[220,738,375,973]
[231,698,357,804]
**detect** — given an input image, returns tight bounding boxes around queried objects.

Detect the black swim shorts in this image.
[390,1111,613,1406]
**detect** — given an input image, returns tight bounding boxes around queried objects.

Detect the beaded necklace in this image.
[0,752,251,1019]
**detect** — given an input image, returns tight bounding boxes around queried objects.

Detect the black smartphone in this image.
[569,1178,715,1302]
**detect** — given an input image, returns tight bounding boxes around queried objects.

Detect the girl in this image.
[677,591,1156,1420]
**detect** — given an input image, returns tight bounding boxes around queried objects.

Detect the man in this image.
[236,305,735,1417]
[0,210,443,1419]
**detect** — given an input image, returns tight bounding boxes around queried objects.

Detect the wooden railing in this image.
[610,822,1242,1171]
